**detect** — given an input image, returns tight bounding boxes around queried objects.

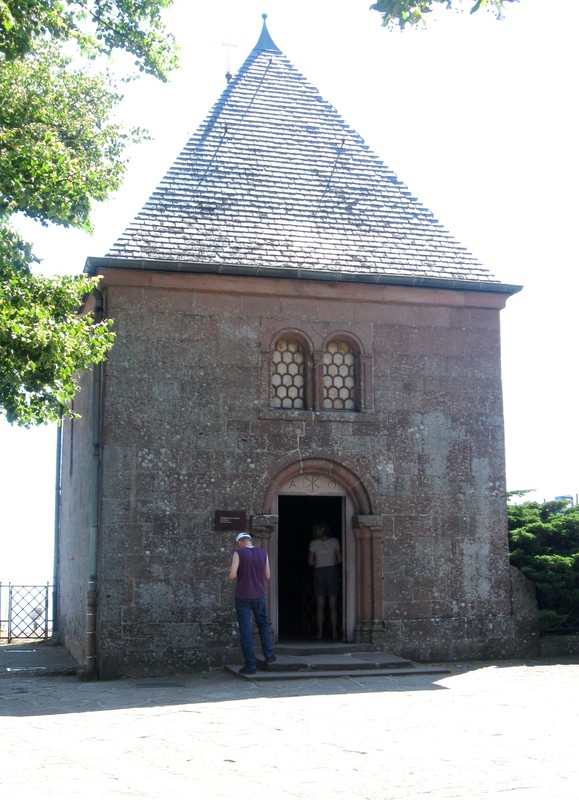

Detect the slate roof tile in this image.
[107,20,499,285]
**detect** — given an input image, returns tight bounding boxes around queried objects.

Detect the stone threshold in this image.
[226,642,451,680]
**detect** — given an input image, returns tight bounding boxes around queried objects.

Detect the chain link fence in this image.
[0,583,53,642]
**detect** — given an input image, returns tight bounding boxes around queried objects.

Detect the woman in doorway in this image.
[308,521,342,640]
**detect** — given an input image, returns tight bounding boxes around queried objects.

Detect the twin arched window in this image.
[271,335,359,411]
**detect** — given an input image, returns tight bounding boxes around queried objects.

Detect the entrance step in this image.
[226,640,450,681]
[274,640,382,657]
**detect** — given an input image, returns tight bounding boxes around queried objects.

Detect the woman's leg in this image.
[316,596,325,639]
[328,595,338,639]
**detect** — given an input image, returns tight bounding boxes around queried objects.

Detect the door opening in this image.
[277,495,343,641]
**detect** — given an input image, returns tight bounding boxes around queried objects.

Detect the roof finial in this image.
[254,12,281,53]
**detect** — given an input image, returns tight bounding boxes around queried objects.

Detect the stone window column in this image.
[353,515,384,628]
[359,353,373,412]
[313,351,324,411]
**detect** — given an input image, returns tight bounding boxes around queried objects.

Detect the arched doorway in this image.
[262,459,373,644]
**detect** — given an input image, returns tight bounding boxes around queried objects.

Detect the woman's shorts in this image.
[313,565,340,597]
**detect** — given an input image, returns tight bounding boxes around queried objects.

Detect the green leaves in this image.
[0,2,176,425]
[508,498,579,631]
[0,1,177,80]
[370,0,517,29]
[0,44,136,229]
[0,226,115,426]
[370,0,434,28]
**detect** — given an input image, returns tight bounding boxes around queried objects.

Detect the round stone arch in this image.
[262,457,372,515]
[268,328,315,355]
[259,458,384,644]
[320,329,367,354]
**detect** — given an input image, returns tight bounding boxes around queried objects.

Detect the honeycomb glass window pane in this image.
[323,339,357,410]
[271,338,305,409]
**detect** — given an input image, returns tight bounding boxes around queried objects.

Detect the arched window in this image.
[271,338,305,409]
[323,339,357,411]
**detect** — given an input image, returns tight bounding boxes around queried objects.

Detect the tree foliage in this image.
[371,0,519,29]
[0,0,177,78]
[0,1,176,426]
[508,496,579,631]
[0,263,115,424]
[1,46,134,229]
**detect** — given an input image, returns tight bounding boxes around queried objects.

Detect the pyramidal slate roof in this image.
[96,18,516,292]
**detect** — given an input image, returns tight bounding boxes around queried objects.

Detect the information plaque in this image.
[214,510,247,532]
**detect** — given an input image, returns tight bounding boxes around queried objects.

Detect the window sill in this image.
[260,409,371,422]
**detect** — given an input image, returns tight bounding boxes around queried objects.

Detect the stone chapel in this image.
[56,18,538,678]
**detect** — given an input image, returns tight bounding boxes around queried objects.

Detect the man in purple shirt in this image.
[228,532,276,675]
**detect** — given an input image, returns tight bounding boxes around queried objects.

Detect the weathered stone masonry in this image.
[60,269,533,676]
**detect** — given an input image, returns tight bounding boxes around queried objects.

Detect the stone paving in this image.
[1,651,577,799]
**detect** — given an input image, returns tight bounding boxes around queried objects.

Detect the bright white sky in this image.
[1,0,578,583]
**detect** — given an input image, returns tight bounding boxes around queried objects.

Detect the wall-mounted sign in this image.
[214,510,247,532]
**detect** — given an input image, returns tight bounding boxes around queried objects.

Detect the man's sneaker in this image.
[265,656,277,664]
[239,665,256,675]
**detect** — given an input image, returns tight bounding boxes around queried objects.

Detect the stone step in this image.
[226,663,449,681]
[274,640,383,657]
[226,643,451,680]
[260,651,414,672]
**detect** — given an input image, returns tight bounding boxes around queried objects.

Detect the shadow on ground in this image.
[2,641,576,719]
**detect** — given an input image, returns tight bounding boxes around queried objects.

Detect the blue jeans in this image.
[235,597,274,670]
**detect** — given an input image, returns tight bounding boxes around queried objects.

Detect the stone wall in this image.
[64,269,534,677]
[57,367,94,667]
[539,634,579,658]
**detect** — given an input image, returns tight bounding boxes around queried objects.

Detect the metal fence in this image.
[538,596,579,633]
[0,583,53,642]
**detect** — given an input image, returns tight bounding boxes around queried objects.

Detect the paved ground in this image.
[1,645,577,799]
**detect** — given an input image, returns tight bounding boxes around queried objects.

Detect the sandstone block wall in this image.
[58,270,535,677]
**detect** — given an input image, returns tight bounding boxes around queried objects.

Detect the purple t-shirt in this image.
[235,547,268,599]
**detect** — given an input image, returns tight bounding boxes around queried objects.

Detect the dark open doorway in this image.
[277,494,343,641]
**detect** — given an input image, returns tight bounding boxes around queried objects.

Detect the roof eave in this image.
[84,256,522,296]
